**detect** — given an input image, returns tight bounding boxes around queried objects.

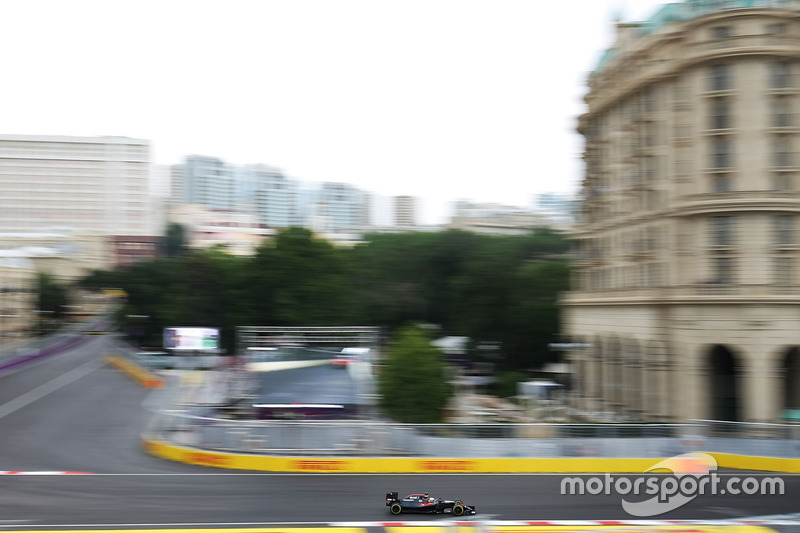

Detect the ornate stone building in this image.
[563,0,800,423]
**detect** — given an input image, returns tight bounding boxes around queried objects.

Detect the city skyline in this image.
[0,0,665,225]
[165,151,573,228]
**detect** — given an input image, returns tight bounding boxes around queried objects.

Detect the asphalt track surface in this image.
[0,336,798,529]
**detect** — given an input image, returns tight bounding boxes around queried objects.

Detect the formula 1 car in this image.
[385,491,477,516]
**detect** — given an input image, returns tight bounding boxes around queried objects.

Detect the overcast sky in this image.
[0,0,666,224]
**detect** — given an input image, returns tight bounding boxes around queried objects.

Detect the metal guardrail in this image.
[138,360,800,459]
[144,399,800,458]
[694,418,800,438]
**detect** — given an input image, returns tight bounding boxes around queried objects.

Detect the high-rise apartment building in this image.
[169,163,185,206]
[179,155,235,210]
[171,155,372,236]
[394,195,416,227]
[315,182,370,231]
[563,0,800,423]
[237,164,298,228]
[0,134,154,236]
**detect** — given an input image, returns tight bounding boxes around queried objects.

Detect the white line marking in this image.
[0,357,104,420]
[0,471,91,475]
[0,521,331,528]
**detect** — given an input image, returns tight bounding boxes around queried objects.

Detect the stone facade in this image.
[563,0,800,422]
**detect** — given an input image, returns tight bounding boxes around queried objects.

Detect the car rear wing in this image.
[385,491,399,504]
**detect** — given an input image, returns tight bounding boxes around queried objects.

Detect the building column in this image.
[677,345,707,422]
[656,361,670,421]
[621,346,631,418]
[614,358,628,415]
[580,350,595,413]
[648,361,665,421]
[640,361,650,419]
[569,352,585,412]
[597,358,609,414]
[593,348,605,413]
[741,354,781,422]
[606,358,618,413]
[642,342,663,421]
[628,343,643,420]
[623,359,642,420]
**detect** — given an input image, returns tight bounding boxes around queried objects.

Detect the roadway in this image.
[0,335,797,529]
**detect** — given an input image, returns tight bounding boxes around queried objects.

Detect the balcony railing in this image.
[589,33,800,110]
[698,34,800,56]
[673,190,800,215]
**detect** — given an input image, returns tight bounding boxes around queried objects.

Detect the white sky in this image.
[0,0,667,224]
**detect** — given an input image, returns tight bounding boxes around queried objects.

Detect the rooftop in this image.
[596,0,796,72]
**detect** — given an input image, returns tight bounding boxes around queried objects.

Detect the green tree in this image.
[115,257,181,347]
[353,230,469,329]
[76,268,125,293]
[164,222,188,257]
[378,326,453,423]
[36,272,72,333]
[81,225,572,369]
[160,249,247,353]
[251,227,360,326]
[507,260,571,369]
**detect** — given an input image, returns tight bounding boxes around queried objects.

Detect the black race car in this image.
[385,491,477,516]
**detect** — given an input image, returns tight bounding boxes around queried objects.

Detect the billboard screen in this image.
[163,327,220,351]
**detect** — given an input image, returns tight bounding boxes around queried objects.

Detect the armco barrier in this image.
[140,412,800,473]
[144,435,762,473]
[128,356,800,473]
[143,434,800,473]
[710,452,800,473]
[144,411,699,459]
[140,414,800,473]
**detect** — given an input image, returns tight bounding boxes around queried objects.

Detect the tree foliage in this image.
[378,326,453,423]
[36,272,72,333]
[164,222,188,257]
[82,226,571,370]
[251,227,361,325]
[76,269,125,292]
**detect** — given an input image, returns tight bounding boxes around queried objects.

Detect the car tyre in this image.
[390,503,402,515]
[452,504,465,516]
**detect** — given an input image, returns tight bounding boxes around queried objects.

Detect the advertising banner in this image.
[163,327,220,351]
